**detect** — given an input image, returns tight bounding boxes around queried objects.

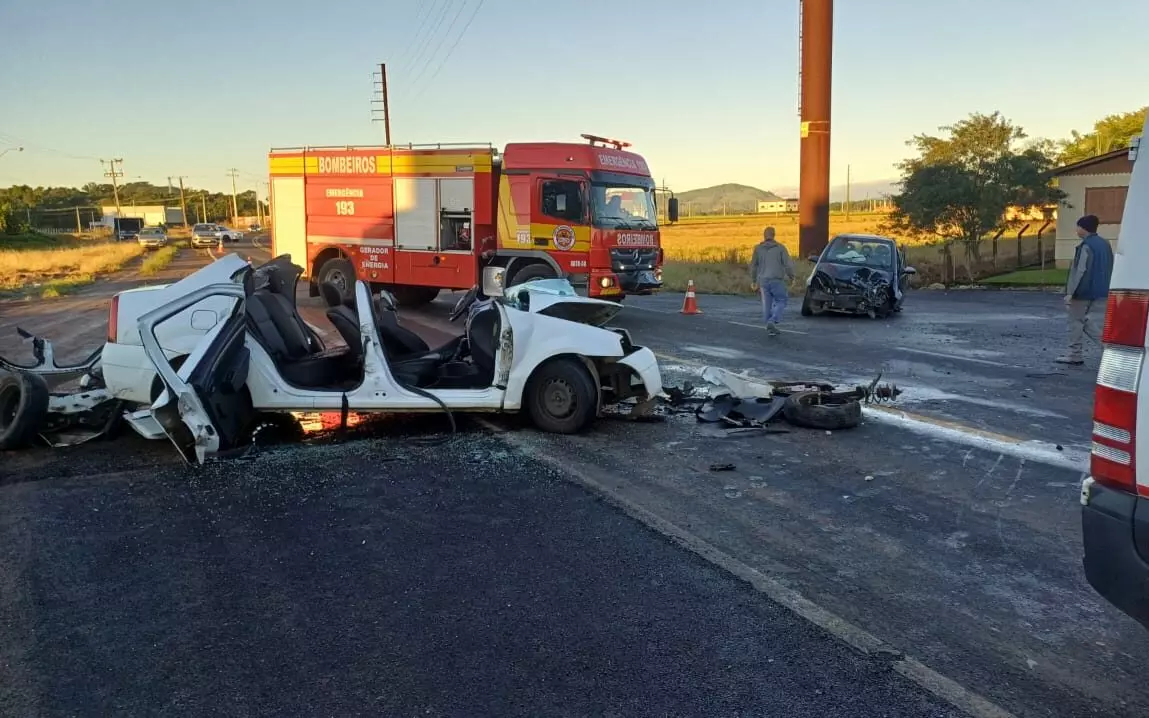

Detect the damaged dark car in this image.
[802,234,916,318]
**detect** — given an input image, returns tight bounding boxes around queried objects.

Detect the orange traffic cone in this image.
[681,279,702,315]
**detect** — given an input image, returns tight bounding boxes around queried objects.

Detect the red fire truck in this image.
[267,134,677,306]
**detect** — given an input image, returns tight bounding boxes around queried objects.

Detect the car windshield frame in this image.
[822,237,897,271]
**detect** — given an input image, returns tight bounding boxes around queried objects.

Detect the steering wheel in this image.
[450,285,480,322]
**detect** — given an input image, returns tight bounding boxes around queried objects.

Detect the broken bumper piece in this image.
[0,327,103,390]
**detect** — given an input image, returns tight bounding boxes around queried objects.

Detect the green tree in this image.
[887,112,1064,278]
[1058,107,1147,165]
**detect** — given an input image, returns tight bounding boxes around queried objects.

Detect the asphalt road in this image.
[409,287,1141,717]
[1,257,1141,717]
[0,431,957,717]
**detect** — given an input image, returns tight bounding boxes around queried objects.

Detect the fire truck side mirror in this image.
[667,197,679,224]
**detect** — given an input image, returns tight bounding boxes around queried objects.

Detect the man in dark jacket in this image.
[1058,214,1115,365]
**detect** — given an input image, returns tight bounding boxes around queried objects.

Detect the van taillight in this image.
[107,295,119,343]
[1091,291,1149,494]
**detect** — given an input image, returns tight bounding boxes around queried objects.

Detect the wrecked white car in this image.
[0,254,663,463]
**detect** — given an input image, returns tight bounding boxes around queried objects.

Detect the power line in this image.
[403,1,459,91]
[396,0,446,61]
[409,0,486,102]
[407,0,470,89]
[0,130,101,162]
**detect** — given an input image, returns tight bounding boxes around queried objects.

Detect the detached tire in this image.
[782,391,862,431]
[317,258,357,304]
[525,358,597,434]
[0,371,50,450]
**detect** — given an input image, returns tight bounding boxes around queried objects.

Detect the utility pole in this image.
[371,62,393,145]
[169,175,190,228]
[797,0,833,258]
[100,158,124,215]
[200,193,208,223]
[75,206,82,233]
[226,169,240,225]
[255,184,263,225]
[845,164,851,221]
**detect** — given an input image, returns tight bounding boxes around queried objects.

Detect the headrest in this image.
[319,282,343,308]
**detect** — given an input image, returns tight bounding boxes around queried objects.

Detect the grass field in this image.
[660,214,889,295]
[139,244,180,276]
[0,232,144,298]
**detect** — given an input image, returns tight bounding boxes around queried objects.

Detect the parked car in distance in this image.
[190,223,242,247]
[136,226,168,249]
[248,223,262,232]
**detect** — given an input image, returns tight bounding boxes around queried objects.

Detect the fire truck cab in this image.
[268,134,676,307]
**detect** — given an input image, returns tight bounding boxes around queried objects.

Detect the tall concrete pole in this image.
[798,0,833,258]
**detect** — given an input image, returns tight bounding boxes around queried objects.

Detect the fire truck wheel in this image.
[317,258,357,303]
[391,286,440,308]
[509,263,555,288]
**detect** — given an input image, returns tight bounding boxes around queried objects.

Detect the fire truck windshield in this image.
[591,184,658,230]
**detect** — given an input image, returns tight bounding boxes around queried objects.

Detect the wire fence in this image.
[903,225,1058,285]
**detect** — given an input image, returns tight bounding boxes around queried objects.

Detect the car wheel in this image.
[509,263,556,288]
[525,358,597,434]
[782,390,862,431]
[317,258,357,304]
[0,371,50,450]
[800,293,818,317]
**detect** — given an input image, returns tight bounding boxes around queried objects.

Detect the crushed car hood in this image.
[814,262,894,285]
[528,294,623,326]
[504,279,624,326]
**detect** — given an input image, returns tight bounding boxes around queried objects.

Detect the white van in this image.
[1081,118,1148,628]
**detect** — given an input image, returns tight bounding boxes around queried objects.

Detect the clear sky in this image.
[1,0,1145,198]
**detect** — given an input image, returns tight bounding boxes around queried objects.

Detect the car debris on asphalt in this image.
[653,366,904,434]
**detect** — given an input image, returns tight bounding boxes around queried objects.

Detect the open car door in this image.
[138,282,254,464]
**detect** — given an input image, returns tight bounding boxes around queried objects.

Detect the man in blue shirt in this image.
[1057,214,1115,365]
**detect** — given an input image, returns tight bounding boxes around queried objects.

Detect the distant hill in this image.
[676,183,781,215]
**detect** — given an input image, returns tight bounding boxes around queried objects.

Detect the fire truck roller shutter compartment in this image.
[270,177,306,268]
[394,178,439,251]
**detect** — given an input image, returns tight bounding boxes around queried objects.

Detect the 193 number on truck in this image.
[335,201,356,216]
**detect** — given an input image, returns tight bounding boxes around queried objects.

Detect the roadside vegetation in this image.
[660,215,872,295]
[139,244,180,276]
[0,232,144,297]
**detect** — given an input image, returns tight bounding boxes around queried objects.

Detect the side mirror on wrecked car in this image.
[482,265,505,297]
[903,266,917,275]
[807,255,820,263]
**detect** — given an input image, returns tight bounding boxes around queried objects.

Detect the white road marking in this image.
[728,320,808,335]
[627,304,810,333]
[895,346,1021,369]
[655,351,1084,471]
[483,421,1017,718]
[888,384,1066,419]
[863,407,1088,472]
